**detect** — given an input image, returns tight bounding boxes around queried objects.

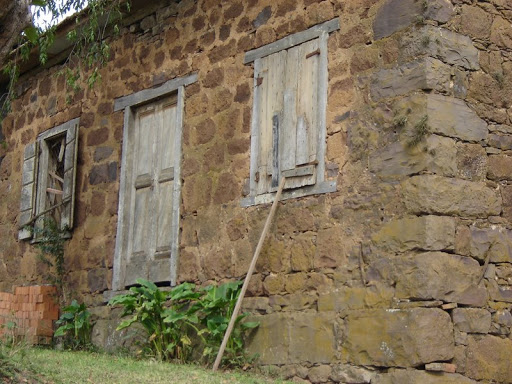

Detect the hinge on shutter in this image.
[254,171,260,182]
[256,77,264,86]
[306,49,320,59]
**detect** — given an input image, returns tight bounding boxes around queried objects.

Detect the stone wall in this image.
[1,0,512,382]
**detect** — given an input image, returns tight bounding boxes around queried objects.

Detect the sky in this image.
[32,1,87,30]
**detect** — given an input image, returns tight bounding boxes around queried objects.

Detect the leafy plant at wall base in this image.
[54,299,93,350]
[108,279,203,362]
[109,279,259,368]
[198,281,259,367]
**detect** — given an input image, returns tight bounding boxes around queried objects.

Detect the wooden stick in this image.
[46,187,63,195]
[212,177,286,371]
[25,197,71,226]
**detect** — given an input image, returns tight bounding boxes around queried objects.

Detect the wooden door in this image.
[124,95,179,286]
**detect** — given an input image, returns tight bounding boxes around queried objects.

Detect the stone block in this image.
[468,226,512,263]
[315,226,351,269]
[456,143,488,181]
[330,364,376,383]
[487,134,512,150]
[369,135,456,180]
[290,232,315,272]
[343,308,454,367]
[373,370,477,384]
[270,293,317,312]
[372,215,455,252]
[459,5,493,40]
[452,308,491,334]
[307,365,331,383]
[493,309,512,327]
[247,312,335,365]
[394,252,485,306]
[402,175,501,218]
[370,58,450,101]
[400,26,479,70]
[246,313,290,365]
[488,280,512,303]
[317,284,394,312]
[488,155,512,181]
[427,94,488,142]
[289,313,335,364]
[373,0,453,40]
[490,16,512,50]
[466,335,512,382]
[87,269,108,293]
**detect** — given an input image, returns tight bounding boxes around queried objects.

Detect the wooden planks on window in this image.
[253,38,320,194]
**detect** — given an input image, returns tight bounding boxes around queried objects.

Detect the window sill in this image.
[240,179,337,207]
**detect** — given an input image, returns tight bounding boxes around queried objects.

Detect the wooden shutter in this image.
[61,119,79,230]
[18,142,39,239]
[253,38,320,194]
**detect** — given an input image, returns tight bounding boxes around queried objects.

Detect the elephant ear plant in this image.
[54,300,93,350]
[198,281,259,367]
[108,279,259,367]
[108,279,203,362]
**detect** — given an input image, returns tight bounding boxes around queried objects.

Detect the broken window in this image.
[18,118,80,240]
[242,19,339,206]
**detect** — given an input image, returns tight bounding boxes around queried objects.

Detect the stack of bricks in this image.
[0,285,59,345]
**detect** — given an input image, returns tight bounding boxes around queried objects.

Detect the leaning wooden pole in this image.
[212,177,286,371]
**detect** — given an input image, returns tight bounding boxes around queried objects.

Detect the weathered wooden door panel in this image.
[124,95,180,287]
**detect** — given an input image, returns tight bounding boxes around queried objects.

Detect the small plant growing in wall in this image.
[30,218,68,302]
[407,115,430,148]
[493,72,505,89]
[54,300,93,350]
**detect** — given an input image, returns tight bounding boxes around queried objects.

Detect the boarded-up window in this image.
[243,19,339,206]
[18,118,79,240]
[253,39,320,194]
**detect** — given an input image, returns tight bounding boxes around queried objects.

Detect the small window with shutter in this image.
[18,118,79,240]
[242,19,339,207]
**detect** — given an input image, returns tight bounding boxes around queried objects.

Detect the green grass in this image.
[7,348,290,384]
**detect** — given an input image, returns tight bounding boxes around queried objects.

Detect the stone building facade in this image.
[1,0,512,382]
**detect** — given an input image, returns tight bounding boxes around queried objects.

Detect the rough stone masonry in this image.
[1,0,512,382]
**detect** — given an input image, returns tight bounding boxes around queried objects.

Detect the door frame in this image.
[112,73,197,290]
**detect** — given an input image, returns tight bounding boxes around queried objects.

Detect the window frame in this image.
[18,118,80,240]
[111,73,197,291]
[241,19,339,207]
